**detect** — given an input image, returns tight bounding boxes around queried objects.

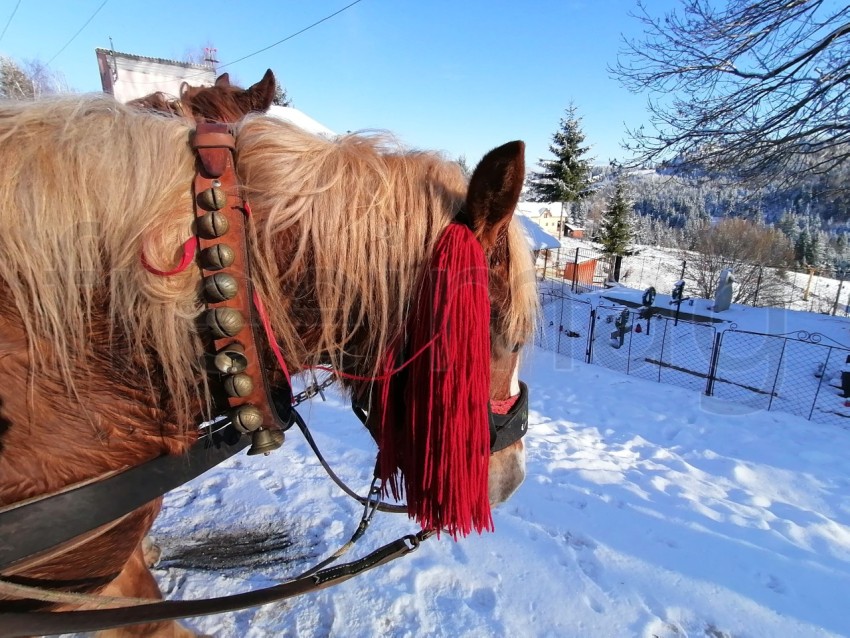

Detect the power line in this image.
[218,0,364,70]
[0,0,22,45]
[103,0,366,88]
[47,0,109,66]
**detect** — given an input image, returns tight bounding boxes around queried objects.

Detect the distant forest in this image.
[568,159,850,275]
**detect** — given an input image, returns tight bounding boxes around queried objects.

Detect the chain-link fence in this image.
[537,246,613,294]
[535,295,850,427]
[712,329,850,427]
[538,288,592,362]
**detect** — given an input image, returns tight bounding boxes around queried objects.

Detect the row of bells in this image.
[198,182,283,457]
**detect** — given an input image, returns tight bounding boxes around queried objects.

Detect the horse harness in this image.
[181,124,530,455]
[0,123,529,636]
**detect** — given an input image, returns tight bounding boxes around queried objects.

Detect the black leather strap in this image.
[0,429,248,572]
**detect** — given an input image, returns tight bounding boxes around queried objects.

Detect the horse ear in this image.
[465,141,525,251]
[215,73,231,88]
[245,69,276,111]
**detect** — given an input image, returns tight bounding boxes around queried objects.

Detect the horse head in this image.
[462,141,535,507]
[233,122,538,537]
[128,69,277,123]
[181,69,276,123]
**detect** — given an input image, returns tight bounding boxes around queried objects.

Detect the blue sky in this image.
[0,0,676,170]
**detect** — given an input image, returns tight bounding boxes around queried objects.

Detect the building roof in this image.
[95,48,213,71]
[517,215,561,250]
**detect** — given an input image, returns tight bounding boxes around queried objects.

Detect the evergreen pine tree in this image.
[272,82,292,107]
[835,234,848,267]
[777,212,797,239]
[597,173,633,280]
[525,104,594,235]
[794,229,811,265]
[810,230,825,267]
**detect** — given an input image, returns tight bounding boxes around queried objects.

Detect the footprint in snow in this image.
[761,572,787,594]
[200,475,226,493]
[256,471,286,498]
[583,594,604,614]
[165,489,195,508]
[467,587,497,612]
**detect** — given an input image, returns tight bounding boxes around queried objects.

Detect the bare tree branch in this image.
[612,0,850,185]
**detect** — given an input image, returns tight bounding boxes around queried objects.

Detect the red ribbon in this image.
[141,237,199,276]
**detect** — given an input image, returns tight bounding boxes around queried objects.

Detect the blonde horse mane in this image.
[0,95,537,429]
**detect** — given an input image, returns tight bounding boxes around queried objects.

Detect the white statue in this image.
[714,268,734,312]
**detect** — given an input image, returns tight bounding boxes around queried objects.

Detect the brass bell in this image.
[213,344,248,374]
[196,211,229,239]
[231,404,264,433]
[196,186,227,211]
[247,428,284,456]
[203,273,238,302]
[205,308,244,338]
[200,244,235,271]
[224,373,254,397]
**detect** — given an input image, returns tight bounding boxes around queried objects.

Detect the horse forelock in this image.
[234,116,538,383]
[232,118,462,382]
[180,84,250,123]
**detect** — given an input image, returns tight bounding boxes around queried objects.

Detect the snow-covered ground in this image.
[144,335,850,637]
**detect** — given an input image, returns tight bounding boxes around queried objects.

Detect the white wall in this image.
[96,49,216,102]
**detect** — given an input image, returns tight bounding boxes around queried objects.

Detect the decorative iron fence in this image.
[536,296,850,427]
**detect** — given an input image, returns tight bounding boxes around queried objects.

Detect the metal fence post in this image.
[705,332,723,396]
[572,247,580,293]
[556,291,566,355]
[753,267,762,307]
[767,338,788,411]
[809,346,831,420]
[657,318,669,383]
[587,308,596,364]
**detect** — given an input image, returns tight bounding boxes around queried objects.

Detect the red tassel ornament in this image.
[376,222,493,539]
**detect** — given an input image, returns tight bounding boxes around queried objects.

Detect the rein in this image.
[0,531,433,638]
